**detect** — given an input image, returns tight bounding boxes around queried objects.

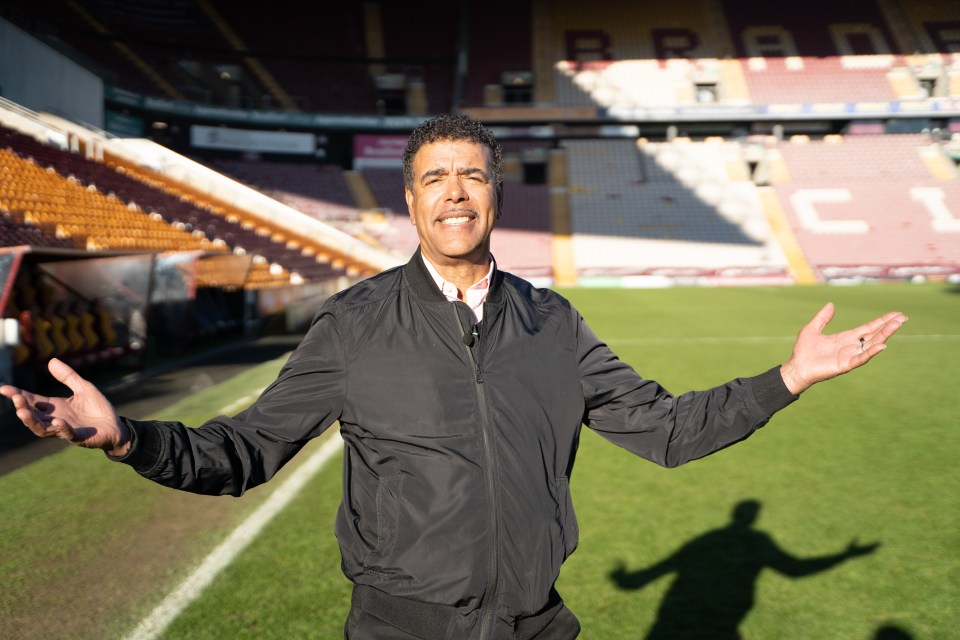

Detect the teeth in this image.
[441,216,471,225]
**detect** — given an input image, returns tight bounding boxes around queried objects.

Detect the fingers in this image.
[848,344,880,369]
[855,314,908,356]
[48,418,84,444]
[9,393,58,437]
[807,302,836,334]
[855,311,908,339]
[844,336,894,374]
[1,380,75,441]
[8,395,84,443]
[48,358,89,394]
[873,314,907,342]
[1,374,63,438]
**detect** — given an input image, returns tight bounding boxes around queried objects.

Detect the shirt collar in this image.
[420,254,495,322]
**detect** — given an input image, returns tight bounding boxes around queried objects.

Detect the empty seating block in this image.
[740,55,901,105]
[210,159,361,221]
[772,134,960,275]
[220,2,375,112]
[541,0,728,109]
[1,124,346,285]
[563,138,786,276]
[0,147,215,252]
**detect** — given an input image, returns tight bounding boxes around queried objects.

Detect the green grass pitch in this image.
[0,282,956,639]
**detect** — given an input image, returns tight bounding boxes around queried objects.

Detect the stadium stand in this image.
[490,181,553,279]
[536,0,960,113]
[379,1,456,115]
[461,1,533,108]
[767,133,960,278]
[2,0,960,411]
[0,121,374,282]
[0,0,163,97]
[354,167,420,256]
[739,56,901,106]
[722,0,906,105]
[563,137,788,281]
[539,0,737,109]
[2,0,538,114]
[0,210,74,249]
[0,88,406,377]
[218,1,374,112]
[0,145,218,252]
[2,0,959,297]
[208,159,358,219]
[1,0,232,101]
[360,167,407,216]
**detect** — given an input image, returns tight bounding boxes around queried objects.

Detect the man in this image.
[1,114,906,640]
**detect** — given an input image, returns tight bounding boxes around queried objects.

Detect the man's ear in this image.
[405,187,416,225]
[496,184,504,219]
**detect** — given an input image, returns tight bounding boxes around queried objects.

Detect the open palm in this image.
[0,358,127,453]
[780,303,908,395]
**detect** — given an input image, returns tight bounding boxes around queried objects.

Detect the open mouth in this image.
[438,210,478,226]
[441,215,473,225]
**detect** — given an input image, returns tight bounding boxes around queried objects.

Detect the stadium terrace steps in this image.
[776,134,934,181]
[770,134,960,276]
[562,138,788,278]
[538,0,947,113]
[0,147,216,252]
[211,1,375,113]
[0,124,344,284]
[196,0,298,111]
[492,181,553,278]
[462,1,533,108]
[740,56,903,105]
[554,59,701,110]
[209,159,362,221]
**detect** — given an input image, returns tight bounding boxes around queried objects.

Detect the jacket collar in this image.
[403,247,505,306]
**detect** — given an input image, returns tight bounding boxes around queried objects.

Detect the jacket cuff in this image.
[750,366,799,416]
[105,418,164,474]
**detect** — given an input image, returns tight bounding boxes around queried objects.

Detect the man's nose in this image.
[445,177,468,202]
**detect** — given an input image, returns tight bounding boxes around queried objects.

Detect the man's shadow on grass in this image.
[610,499,879,640]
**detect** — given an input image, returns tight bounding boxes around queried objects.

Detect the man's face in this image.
[405,139,501,268]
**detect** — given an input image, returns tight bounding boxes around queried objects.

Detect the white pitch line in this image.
[218,388,266,415]
[125,432,343,640]
[607,336,794,345]
[606,334,960,345]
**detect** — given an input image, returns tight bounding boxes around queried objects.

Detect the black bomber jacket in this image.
[115,249,797,637]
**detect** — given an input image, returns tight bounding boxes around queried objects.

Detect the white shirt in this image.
[421,254,494,323]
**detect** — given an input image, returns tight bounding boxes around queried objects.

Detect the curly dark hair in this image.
[402,113,503,193]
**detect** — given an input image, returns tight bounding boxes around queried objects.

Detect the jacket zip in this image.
[452,305,500,638]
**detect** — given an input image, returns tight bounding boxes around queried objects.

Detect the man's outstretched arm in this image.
[578,302,908,468]
[1,310,347,496]
[0,357,131,456]
[779,303,907,395]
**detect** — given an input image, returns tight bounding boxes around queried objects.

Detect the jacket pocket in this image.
[555,476,579,558]
[363,473,406,577]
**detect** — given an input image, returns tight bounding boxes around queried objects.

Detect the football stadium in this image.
[0,1,957,638]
